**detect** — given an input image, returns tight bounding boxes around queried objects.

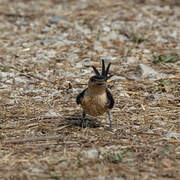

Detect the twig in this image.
[0,115,63,120]
[0,12,41,19]
[0,64,53,84]
[19,73,53,84]
[2,135,64,144]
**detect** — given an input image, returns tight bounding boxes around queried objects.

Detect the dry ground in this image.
[0,0,180,179]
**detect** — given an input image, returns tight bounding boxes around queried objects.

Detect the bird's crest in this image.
[92,59,113,80]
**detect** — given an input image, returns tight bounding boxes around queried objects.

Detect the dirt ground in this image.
[0,0,180,179]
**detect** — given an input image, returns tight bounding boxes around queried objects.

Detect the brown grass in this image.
[0,0,180,179]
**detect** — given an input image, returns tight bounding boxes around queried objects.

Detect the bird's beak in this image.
[96,81,106,86]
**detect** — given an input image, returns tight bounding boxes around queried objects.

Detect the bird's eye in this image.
[91,78,96,82]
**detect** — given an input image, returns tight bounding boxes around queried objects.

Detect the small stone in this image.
[29,167,43,173]
[4,99,15,105]
[75,22,91,34]
[81,69,92,75]
[83,149,99,159]
[41,39,57,45]
[75,58,92,68]
[67,53,79,63]
[136,64,157,76]
[101,56,118,63]
[75,62,83,68]
[73,88,84,94]
[147,129,154,134]
[115,86,124,91]
[49,16,68,24]
[128,106,136,110]
[113,177,124,180]
[155,34,168,43]
[57,160,69,168]
[111,76,126,81]
[46,49,56,58]
[98,176,105,180]
[165,132,180,139]
[93,41,105,52]
[15,77,27,83]
[136,64,167,80]
[154,120,166,125]
[103,26,111,32]
[62,73,74,78]
[0,72,14,81]
[74,79,81,83]
[143,49,151,53]
[119,93,129,97]
[126,56,138,64]
[107,31,119,40]
[33,96,44,103]
[130,118,137,122]
[44,110,59,117]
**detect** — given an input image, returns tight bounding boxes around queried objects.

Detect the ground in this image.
[0,0,180,179]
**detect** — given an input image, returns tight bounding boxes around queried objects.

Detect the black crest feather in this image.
[102,59,105,76]
[92,59,113,80]
[92,66,100,76]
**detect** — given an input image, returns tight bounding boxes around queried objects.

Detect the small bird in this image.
[76,59,114,128]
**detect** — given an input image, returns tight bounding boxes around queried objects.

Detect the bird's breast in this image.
[81,92,108,116]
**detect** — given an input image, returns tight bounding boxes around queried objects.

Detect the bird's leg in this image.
[81,111,87,127]
[108,111,112,128]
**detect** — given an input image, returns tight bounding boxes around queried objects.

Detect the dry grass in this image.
[0,0,180,179]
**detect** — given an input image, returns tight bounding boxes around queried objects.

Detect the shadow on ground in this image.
[62,113,100,128]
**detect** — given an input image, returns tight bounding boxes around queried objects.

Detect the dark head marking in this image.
[91,75,105,81]
[92,59,113,80]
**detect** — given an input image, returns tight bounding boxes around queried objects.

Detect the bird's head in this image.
[88,59,113,93]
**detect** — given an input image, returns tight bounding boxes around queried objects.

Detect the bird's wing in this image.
[105,88,114,109]
[76,88,87,105]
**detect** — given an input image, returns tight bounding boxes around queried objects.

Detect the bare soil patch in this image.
[0,0,179,179]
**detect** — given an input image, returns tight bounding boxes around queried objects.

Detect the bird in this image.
[76,59,114,128]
